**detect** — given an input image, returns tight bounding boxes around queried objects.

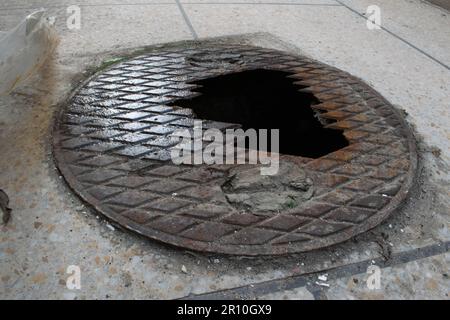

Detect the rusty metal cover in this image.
[53,44,418,255]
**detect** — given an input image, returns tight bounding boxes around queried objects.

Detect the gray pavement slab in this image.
[0,0,449,299]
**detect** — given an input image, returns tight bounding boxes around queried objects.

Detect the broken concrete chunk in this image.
[222,162,313,212]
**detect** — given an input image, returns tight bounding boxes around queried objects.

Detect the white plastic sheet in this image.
[0,10,57,95]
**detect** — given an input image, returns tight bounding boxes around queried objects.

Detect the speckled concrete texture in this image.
[325,253,450,300]
[0,0,449,299]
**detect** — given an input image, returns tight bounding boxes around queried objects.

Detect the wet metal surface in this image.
[53,44,418,255]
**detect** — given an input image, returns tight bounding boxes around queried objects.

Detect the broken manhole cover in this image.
[53,44,417,255]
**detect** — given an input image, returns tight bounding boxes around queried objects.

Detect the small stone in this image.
[318,274,328,281]
[181,265,188,273]
[315,281,330,288]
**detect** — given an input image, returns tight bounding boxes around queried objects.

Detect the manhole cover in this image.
[53,44,417,255]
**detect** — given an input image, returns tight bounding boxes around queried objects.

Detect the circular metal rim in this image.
[52,44,418,255]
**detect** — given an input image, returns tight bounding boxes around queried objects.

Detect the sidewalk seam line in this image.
[334,0,450,71]
[175,0,199,39]
[183,240,449,299]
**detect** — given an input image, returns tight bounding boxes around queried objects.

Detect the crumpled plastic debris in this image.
[0,10,58,95]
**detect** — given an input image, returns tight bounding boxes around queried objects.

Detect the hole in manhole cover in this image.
[53,44,418,255]
[169,69,349,158]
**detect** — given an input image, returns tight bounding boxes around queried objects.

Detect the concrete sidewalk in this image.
[0,0,449,299]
